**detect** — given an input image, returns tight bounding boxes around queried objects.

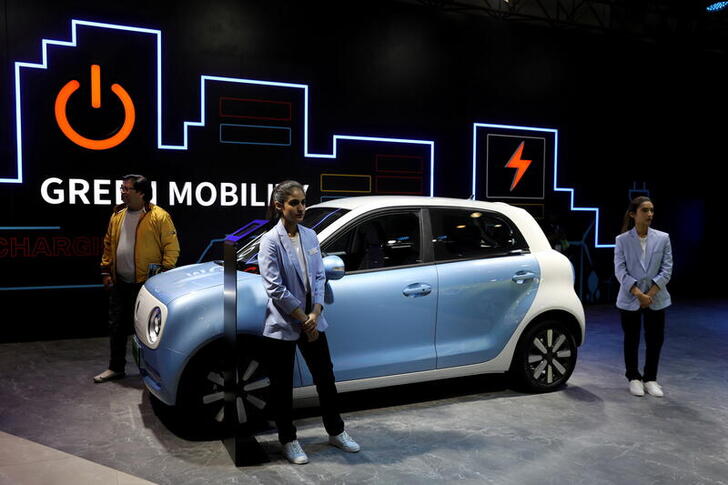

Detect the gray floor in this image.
[0,431,155,485]
[1,301,727,484]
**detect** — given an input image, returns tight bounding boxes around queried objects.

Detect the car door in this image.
[429,207,540,368]
[297,209,437,384]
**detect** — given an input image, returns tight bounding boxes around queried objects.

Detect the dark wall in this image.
[0,0,722,342]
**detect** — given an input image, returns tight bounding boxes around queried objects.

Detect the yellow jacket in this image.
[100,203,180,283]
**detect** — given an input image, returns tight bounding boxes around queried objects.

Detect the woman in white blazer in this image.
[614,196,673,398]
[258,180,359,464]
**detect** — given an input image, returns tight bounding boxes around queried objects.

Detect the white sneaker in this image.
[629,379,645,396]
[282,440,309,464]
[644,381,664,397]
[329,431,360,453]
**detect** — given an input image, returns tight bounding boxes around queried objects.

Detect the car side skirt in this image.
[293,331,520,399]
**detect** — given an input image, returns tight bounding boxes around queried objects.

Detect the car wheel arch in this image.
[519,309,583,346]
[175,337,225,404]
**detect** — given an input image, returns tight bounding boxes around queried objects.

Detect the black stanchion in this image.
[222,230,269,466]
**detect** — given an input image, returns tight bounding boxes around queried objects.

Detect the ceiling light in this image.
[706,2,728,12]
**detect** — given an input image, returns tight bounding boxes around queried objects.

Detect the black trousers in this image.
[267,332,345,444]
[108,280,143,372]
[620,308,665,382]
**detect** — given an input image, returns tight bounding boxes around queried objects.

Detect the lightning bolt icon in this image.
[505,141,532,191]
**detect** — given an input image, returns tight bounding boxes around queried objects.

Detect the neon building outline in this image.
[4,19,436,197]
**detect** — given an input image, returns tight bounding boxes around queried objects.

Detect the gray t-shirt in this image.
[116,209,143,283]
[289,232,310,294]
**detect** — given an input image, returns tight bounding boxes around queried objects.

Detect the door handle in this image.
[403,283,432,297]
[512,271,537,284]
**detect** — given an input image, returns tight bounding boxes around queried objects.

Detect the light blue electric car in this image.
[133,196,585,425]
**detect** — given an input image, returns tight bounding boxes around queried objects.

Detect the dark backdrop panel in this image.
[0,0,722,342]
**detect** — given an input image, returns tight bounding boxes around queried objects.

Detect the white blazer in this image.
[258,219,328,340]
[614,227,673,311]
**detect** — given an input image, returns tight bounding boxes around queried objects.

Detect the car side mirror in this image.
[323,255,345,280]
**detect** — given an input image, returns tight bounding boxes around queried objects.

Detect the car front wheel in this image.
[511,319,577,392]
[178,338,272,431]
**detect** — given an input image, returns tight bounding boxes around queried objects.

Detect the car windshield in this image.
[227,207,349,272]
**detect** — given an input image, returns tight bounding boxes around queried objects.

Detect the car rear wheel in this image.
[178,338,272,431]
[510,319,577,392]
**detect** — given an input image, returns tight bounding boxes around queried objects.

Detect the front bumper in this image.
[132,336,184,405]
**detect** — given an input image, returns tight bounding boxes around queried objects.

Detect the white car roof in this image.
[311,196,551,252]
[314,195,504,211]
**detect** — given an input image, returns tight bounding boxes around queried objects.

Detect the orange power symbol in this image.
[54,65,135,150]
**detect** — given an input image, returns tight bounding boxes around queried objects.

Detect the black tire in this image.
[146,389,184,429]
[510,319,577,393]
[177,337,273,431]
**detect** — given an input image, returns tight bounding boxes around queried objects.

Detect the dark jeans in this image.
[108,280,143,372]
[620,308,665,382]
[267,332,345,444]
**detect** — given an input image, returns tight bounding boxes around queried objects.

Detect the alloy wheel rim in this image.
[527,328,574,386]
[201,359,271,424]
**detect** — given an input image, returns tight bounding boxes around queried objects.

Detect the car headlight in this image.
[148,307,162,345]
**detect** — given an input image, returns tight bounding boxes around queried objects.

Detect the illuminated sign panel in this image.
[472,123,614,249]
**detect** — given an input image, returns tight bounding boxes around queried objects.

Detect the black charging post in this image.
[222,222,270,466]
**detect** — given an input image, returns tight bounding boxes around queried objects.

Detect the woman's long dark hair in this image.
[621,196,652,234]
[267,180,305,222]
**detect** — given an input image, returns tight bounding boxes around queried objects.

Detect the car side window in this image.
[324,211,422,271]
[430,208,524,261]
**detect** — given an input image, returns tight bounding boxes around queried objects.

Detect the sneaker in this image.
[644,381,664,397]
[93,369,125,383]
[282,440,308,464]
[329,431,360,453]
[629,379,645,397]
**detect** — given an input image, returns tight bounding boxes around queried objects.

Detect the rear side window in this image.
[429,208,526,262]
[324,211,422,272]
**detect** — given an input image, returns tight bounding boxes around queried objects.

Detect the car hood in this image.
[143,261,261,305]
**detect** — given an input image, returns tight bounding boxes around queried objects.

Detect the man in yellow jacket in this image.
[94,174,180,383]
